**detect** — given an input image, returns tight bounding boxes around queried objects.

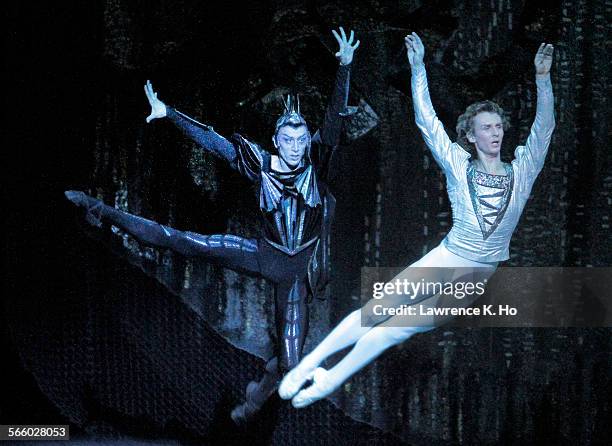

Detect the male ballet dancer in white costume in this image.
[279,33,555,408]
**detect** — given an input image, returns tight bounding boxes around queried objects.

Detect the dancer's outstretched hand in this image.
[404,32,425,68]
[534,43,554,76]
[144,80,167,123]
[333,26,360,66]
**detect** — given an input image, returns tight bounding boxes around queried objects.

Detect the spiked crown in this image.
[275,94,308,134]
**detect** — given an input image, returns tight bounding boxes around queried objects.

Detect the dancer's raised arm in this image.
[144,80,239,167]
[316,27,359,146]
[405,33,468,178]
[310,28,359,177]
[513,43,555,194]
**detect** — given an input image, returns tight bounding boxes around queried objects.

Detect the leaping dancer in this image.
[279,33,555,408]
[65,27,360,424]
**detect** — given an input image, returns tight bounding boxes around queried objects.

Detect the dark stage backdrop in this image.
[4,0,611,444]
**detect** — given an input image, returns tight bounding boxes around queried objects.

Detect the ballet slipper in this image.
[278,356,319,400]
[231,378,278,426]
[65,190,103,227]
[290,367,336,408]
[231,358,280,426]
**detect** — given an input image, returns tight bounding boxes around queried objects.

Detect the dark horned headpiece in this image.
[275,94,308,135]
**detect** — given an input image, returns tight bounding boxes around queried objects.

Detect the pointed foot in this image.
[278,358,318,400]
[291,368,336,409]
[64,190,103,227]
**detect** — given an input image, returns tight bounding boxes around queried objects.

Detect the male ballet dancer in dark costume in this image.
[65,27,359,424]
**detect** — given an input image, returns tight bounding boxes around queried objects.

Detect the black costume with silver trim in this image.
[67,63,353,423]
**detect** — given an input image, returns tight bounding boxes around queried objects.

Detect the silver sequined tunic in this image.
[411,65,555,262]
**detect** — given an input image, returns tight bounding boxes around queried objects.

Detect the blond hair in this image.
[455,100,510,150]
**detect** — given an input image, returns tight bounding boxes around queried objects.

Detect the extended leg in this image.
[65,191,260,273]
[278,246,447,399]
[279,243,496,401]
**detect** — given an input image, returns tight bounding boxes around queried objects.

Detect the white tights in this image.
[297,243,497,392]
